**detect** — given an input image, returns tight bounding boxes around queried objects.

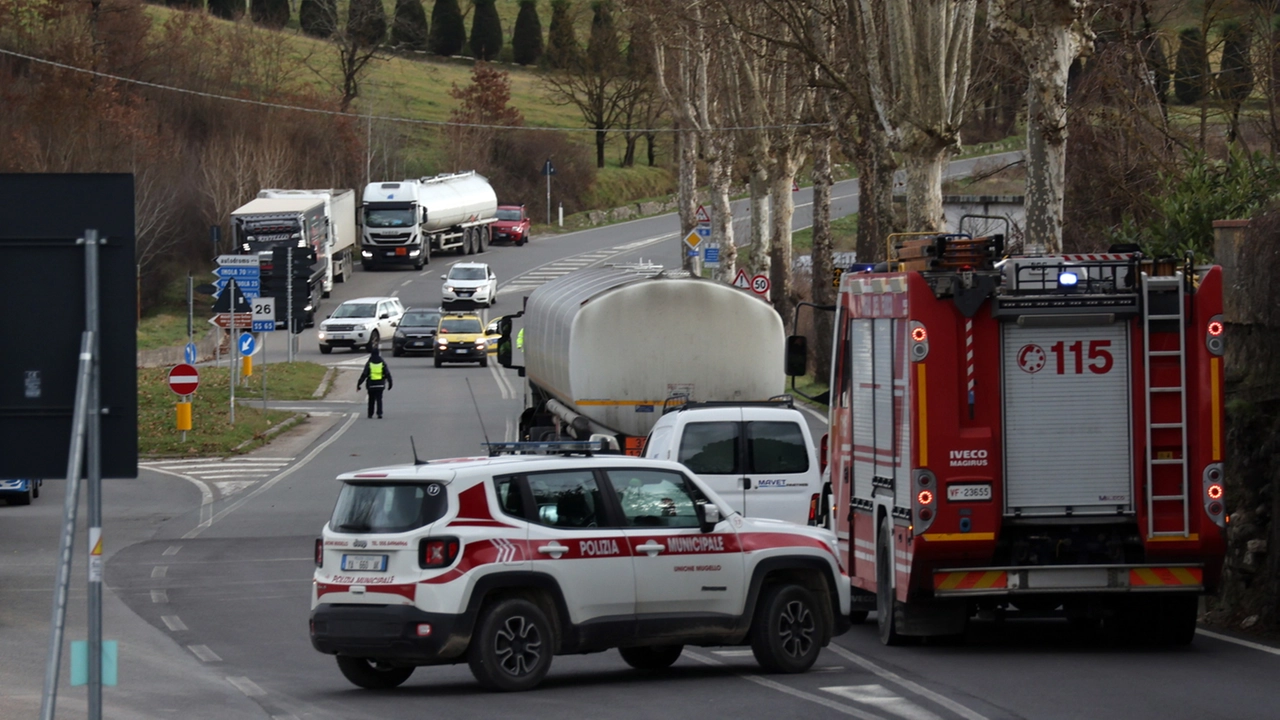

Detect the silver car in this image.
[317,297,405,354]
[441,262,497,308]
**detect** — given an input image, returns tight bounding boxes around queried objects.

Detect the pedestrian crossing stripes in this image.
[141,457,292,482]
[822,685,945,720]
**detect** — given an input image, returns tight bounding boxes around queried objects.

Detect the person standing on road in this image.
[357,348,393,419]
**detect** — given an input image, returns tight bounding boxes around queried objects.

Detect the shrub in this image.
[391,0,429,51]
[347,0,388,46]
[299,0,337,38]
[429,0,465,56]
[469,0,503,61]
[512,0,543,66]
[1174,27,1206,105]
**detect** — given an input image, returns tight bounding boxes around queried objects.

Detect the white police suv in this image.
[310,441,851,692]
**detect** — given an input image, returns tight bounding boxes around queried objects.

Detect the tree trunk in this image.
[1025,65,1070,253]
[811,133,835,383]
[748,160,770,274]
[595,127,607,169]
[646,132,657,167]
[768,149,800,321]
[622,132,638,167]
[677,128,699,272]
[709,135,737,283]
[903,144,947,232]
[844,125,897,263]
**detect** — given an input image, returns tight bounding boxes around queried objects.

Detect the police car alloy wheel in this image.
[335,656,415,689]
[468,598,554,692]
[751,584,821,673]
[618,645,684,671]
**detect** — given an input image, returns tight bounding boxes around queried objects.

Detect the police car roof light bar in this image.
[485,440,604,457]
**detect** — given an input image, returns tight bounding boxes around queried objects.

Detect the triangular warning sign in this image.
[695,205,711,224]
[733,269,750,289]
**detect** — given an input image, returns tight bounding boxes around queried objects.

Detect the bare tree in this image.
[989,0,1095,253]
[303,0,386,111]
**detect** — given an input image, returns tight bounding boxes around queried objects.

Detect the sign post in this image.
[542,159,556,226]
[169,364,199,442]
[229,279,237,425]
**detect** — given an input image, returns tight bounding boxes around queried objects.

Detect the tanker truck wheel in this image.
[477,226,487,253]
[463,228,474,255]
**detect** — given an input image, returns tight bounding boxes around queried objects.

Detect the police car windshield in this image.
[332,303,377,319]
[330,482,447,534]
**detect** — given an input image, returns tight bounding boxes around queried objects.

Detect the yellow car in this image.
[435,312,489,367]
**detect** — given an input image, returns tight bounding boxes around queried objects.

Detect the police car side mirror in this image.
[695,501,721,533]
[380,313,390,320]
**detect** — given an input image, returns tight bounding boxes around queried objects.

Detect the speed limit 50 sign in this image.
[750,274,770,296]
[252,297,276,332]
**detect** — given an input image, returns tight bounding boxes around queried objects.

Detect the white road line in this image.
[684,650,885,720]
[711,649,755,657]
[227,676,266,697]
[798,402,829,424]
[161,615,187,632]
[163,546,181,556]
[140,465,214,526]
[823,685,944,720]
[183,412,360,539]
[1198,628,1280,656]
[191,473,271,480]
[400,279,413,286]
[391,289,399,296]
[825,645,988,720]
[188,644,222,662]
[151,566,167,579]
[150,590,168,604]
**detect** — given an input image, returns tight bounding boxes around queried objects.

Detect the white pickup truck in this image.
[642,399,822,527]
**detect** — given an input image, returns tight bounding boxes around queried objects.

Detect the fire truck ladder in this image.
[1142,271,1191,538]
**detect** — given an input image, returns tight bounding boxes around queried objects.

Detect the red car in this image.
[492,204,530,246]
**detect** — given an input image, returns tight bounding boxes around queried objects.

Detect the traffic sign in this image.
[183,342,197,364]
[704,245,720,267]
[733,269,750,289]
[695,205,710,224]
[683,229,703,250]
[252,297,275,332]
[751,274,771,295]
[238,333,256,356]
[216,255,258,266]
[168,364,200,396]
[209,312,253,328]
[695,226,711,238]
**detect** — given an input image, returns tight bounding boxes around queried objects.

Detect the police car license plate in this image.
[947,483,992,501]
[341,554,388,571]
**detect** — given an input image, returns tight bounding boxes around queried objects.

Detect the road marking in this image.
[183,412,360,539]
[684,650,884,719]
[227,676,266,697]
[1198,628,1280,656]
[163,545,181,556]
[150,590,168,604]
[826,645,988,720]
[188,644,222,662]
[400,279,413,286]
[391,289,399,297]
[711,649,755,657]
[140,466,213,527]
[161,615,187,631]
[213,480,258,497]
[151,566,167,579]
[822,685,944,720]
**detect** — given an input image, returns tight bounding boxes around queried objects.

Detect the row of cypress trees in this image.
[185,0,569,67]
[1170,22,1254,107]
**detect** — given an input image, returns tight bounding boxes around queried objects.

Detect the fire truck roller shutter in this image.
[1001,321,1134,515]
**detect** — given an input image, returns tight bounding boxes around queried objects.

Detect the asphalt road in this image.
[7,153,1280,719]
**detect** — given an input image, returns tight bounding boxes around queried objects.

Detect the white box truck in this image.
[256,188,357,297]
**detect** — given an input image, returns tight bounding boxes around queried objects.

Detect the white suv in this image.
[441,262,497,308]
[310,442,851,692]
[317,297,405,354]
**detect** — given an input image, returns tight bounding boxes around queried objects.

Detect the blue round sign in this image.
[238,333,256,357]
[184,342,198,364]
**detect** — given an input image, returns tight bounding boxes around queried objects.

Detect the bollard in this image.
[176,402,192,431]
[242,356,252,377]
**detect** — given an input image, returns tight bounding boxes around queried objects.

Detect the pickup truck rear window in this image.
[330,482,447,533]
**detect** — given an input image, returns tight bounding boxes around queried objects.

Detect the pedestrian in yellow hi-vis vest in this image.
[516,327,524,350]
[357,347,394,419]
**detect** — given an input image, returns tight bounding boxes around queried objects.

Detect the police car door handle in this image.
[637,540,665,556]
[537,542,568,558]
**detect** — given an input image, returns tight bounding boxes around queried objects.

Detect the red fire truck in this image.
[792,237,1227,645]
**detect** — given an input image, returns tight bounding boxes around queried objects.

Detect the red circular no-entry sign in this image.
[168,363,200,396]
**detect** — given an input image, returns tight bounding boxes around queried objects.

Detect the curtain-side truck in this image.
[789,238,1227,645]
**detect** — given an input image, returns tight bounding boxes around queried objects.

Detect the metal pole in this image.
[85,229,104,720]
[546,170,551,227]
[287,245,295,364]
[187,273,193,346]
[262,332,268,413]
[230,279,237,425]
[39,331,93,720]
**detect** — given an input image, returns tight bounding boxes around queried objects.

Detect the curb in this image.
[313,367,336,398]
[232,412,306,452]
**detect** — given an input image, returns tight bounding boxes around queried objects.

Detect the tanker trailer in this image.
[504,266,786,455]
[360,171,498,270]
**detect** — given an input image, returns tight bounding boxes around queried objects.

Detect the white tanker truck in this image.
[496,266,823,525]
[359,171,498,270]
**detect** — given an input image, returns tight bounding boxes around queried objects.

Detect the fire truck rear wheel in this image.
[876,519,906,646]
[618,644,684,671]
[751,583,822,673]
[335,656,415,689]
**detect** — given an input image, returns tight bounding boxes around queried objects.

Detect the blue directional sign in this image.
[704,246,720,264]
[183,342,197,364]
[238,333,256,356]
[252,320,276,332]
[695,226,712,238]
[212,267,260,299]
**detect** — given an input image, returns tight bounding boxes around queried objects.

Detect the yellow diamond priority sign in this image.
[683,229,703,250]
